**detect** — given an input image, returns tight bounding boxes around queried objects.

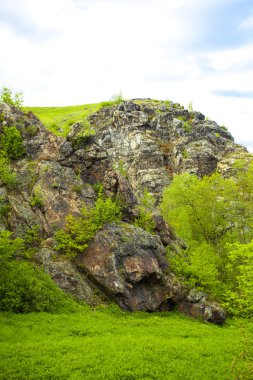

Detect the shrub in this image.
[0,126,25,160]
[0,86,24,109]
[0,156,17,189]
[30,186,44,208]
[55,191,121,257]
[0,230,79,313]
[134,190,156,234]
[223,240,253,317]
[0,260,79,313]
[99,92,124,108]
[188,101,193,112]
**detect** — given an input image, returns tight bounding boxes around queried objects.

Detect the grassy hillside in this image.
[23,97,123,137]
[1,307,252,380]
[23,104,101,136]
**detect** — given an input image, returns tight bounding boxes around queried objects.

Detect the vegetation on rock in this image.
[161,162,253,316]
[55,190,121,257]
[0,86,23,109]
[0,230,78,313]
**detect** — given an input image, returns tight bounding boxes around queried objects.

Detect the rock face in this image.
[76,223,225,324]
[77,223,168,311]
[1,99,250,324]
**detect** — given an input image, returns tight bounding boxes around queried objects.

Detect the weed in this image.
[30,186,44,209]
[0,86,23,109]
[188,101,194,112]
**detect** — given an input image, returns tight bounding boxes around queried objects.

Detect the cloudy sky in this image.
[1,0,253,152]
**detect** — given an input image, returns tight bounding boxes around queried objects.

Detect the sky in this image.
[0,0,253,152]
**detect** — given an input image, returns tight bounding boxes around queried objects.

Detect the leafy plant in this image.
[134,190,156,234]
[0,86,23,109]
[0,156,17,189]
[0,126,25,160]
[30,186,44,208]
[188,101,193,112]
[161,165,253,314]
[55,191,121,257]
[99,92,124,109]
[0,230,79,313]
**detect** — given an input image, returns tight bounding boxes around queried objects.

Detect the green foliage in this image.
[0,156,17,188]
[26,125,38,137]
[0,230,79,313]
[221,124,228,131]
[0,261,78,313]
[22,225,42,257]
[224,240,253,317]
[161,165,253,314]
[0,197,10,217]
[55,192,121,257]
[72,121,95,147]
[114,159,127,177]
[23,103,101,137]
[0,86,23,109]
[30,186,44,208]
[99,92,124,108]
[182,149,188,159]
[134,190,156,234]
[188,101,193,112]
[183,120,192,133]
[0,230,24,264]
[0,126,25,160]
[111,91,123,103]
[0,310,250,380]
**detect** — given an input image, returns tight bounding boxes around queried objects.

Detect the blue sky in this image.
[0,0,253,151]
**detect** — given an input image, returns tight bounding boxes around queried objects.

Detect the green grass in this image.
[23,97,125,137]
[22,104,101,137]
[0,307,252,379]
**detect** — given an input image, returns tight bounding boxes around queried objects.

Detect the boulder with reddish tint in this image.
[77,222,169,311]
[76,222,226,324]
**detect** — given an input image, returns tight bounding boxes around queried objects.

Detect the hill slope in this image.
[1,98,253,323]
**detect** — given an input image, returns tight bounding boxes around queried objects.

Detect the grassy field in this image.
[23,97,123,137]
[22,104,101,137]
[0,306,252,380]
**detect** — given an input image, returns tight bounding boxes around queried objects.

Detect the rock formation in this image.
[1,98,251,324]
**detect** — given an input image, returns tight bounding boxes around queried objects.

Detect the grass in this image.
[22,104,101,137]
[23,96,125,137]
[0,306,252,380]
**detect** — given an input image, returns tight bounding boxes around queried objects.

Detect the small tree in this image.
[0,126,26,160]
[0,86,23,109]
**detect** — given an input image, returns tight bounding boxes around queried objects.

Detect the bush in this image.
[134,190,156,234]
[55,192,121,257]
[0,230,78,313]
[0,126,25,160]
[0,86,23,109]
[223,240,253,317]
[0,261,79,313]
[0,156,17,188]
[30,186,44,208]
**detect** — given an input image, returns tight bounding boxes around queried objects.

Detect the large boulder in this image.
[76,222,226,323]
[76,222,168,311]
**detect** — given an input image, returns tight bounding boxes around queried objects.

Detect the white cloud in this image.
[0,0,253,152]
[239,16,253,29]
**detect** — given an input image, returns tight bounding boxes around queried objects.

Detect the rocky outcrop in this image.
[1,99,250,324]
[76,223,225,324]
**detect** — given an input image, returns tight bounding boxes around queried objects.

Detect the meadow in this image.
[0,306,252,380]
[23,104,101,136]
[1,100,249,380]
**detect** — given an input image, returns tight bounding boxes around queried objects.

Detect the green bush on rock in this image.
[0,86,23,109]
[0,126,25,160]
[0,230,78,313]
[55,191,121,257]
